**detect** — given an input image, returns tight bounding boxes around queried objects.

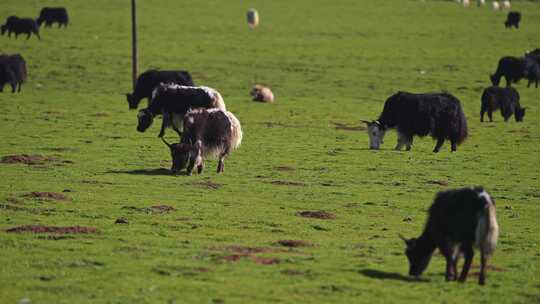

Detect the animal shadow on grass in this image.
[359,269,428,283]
[106,168,183,176]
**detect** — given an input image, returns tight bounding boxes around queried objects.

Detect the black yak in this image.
[126,69,194,109]
[481,86,525,122]
[362,92,468,152]
[136,84,226,138]
[1,16,40,40]
[37,7,69,28]
[490,56,528,87]
[161,108,242,175]
[0,54,27,93]
[504,11,521,29]
[524,56,540,88]
[400,187,499,285]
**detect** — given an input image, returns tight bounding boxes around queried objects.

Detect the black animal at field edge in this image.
[363,92,468,152]
[481,86,525,122]
[136,83,226,138]
[504,11,520,29]
[126,70,195,109]
[400,187,499,285]
[490,56,540,88]
[0,54,27,93]
[37,7,69,28]
[1,16,40,40]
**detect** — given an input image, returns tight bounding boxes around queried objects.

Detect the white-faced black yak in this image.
[362,92,468,152]
[161,108,242,175]
[481,86,525,122]
[400,187,499,285]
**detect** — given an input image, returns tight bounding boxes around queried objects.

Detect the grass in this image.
[0,0,539,303]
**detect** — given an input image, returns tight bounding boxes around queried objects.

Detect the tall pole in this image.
[131,0,138,90]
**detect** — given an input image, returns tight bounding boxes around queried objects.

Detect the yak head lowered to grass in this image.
[161,137,202,174]
[136,109,154,133]
[361,120,386,150]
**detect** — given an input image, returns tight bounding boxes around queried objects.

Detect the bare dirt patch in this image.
[297,211,336,219]
[1,154,58,165]
[276,240,312,248]
[121,205,175,214]
[270,180,306,187]
[251,256,280,265]
[215,246,285,264]
[24,192,69,201]
[6,225,98,234]
[427,180,449,186]
[333,122,366,131]
[189,180,223,190]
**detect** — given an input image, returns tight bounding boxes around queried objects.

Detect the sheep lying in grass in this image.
[251,84,274,103]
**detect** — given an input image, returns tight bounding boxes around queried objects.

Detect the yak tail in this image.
[226,111,243,150]
[475,201,499,258]
[447,94,468,144]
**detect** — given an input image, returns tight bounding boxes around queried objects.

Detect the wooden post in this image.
[131,0,138,90]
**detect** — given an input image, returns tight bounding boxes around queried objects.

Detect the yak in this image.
[37,7,69,28]
[480,86,525,122]
[1,16,40,40]
[0,54,27,93]
[363,92,468,152]
[504,11,521,29]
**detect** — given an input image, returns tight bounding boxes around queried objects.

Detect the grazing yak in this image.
[1,16,40,40]
[400,187,499,285]
[525,48,540,67]
[137,83,226,138]
[490,56,528,87]
[161,108,242,175]
[126,69,194,109]
[504,11,520,29]
[37,7,69,28]
[362,92,468,152]
[481,86,525,122]
[250,84,274,103]
[0,54,27,93]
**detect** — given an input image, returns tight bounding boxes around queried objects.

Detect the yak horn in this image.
[161,137,172,148]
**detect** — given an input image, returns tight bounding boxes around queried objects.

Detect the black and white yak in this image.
[504,11,520,29]
[161,108,242,175]
[400,187,499,285]
[362,92,468,152]
[481,86,525,122]
[126,69,194,109]
[1,16,40,40]
[0,54,27,93]
[490,56,533,87]
[136,84,226,138]
[37,7,69,28]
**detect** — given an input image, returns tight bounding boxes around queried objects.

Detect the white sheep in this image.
[502,0,511,9]
[492,1,500,10]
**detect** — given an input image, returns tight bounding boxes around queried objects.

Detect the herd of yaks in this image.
[1,3,538,286]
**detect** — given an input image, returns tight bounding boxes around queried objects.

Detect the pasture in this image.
[1,0,539,303]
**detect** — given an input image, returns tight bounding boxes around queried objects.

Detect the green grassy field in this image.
[1,0,539,303]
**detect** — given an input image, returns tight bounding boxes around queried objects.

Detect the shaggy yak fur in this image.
[0,54,27,93]
[481,86,525,122]
[1,16,40,40]
[37,7,69,28]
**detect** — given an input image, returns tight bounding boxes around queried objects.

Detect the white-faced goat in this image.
[400,187,499,285]
[362,92,468,152]
[161,108,242,175]
[137,83,226,138]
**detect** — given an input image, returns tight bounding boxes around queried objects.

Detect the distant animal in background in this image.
[251,84,274,103]
[502,0,511,9]
[477,0,485,6]
[490,56,528,87]
[481,86,525,122]
[0,54,27,93]
[161,108,242,175]
[1,16,40,40]
[137,84,226,138]
[400,187,499,285]
[362,92,468,152]
[504,11,520,28]
[37,7,69,28]
[126,69,194,109]
[492,1,500,10]
[462,0,470,7]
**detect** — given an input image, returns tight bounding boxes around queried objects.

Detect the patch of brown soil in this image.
[251,256,280,265]
[275,166,295,171]
[297,211,336,219]
[189,180,223,190]
[222,254,244,262]
[276,240,312,248]
[1,154,58,165]
[270,180,306,187]
[6,225,98,234]
[428,180,449,186]
[225,246,279,255]
[150,205,176,213]
[24,192,69,201]
[333,122,366,131]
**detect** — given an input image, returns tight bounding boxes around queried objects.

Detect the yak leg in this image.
[480,108,485,122]
[17,81,22,93]
[458,244,474,283]
[450,140,457,152]
[487,110,493,122]
[395,132,407,151]
[158,113,169,137]
[479,249,488,285]
[217,149,229,173]
[10,82,16,93]
[440,245,456,281]
[433,138,445,153]
[26,33,31,40]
